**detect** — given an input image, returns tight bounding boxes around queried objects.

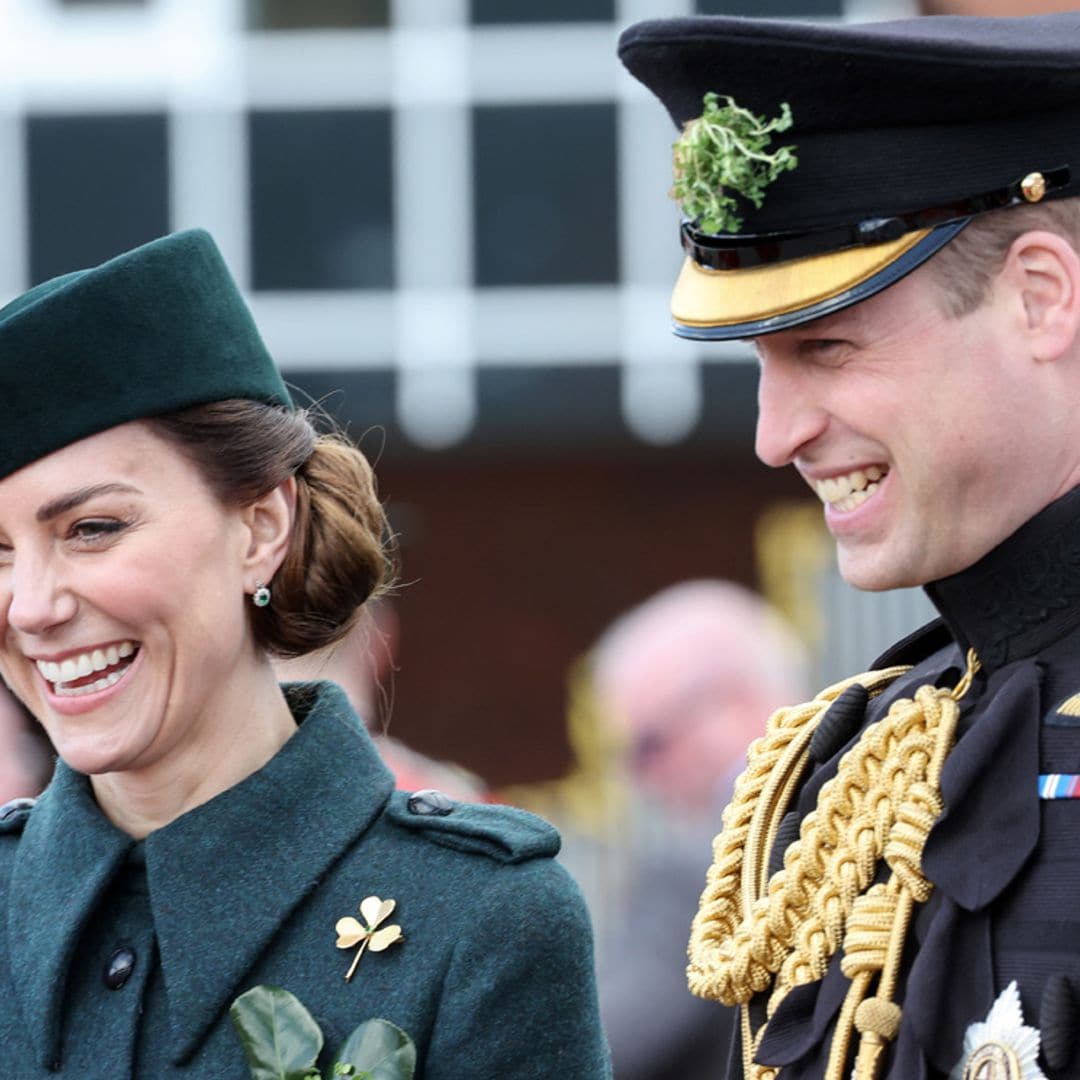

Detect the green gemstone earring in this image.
[252,582,271,608]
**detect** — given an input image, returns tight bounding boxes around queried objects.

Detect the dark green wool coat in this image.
[0,682,612,1078]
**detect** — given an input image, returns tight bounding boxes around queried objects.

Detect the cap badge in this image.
[671,92,798,234]
[335,895,404,981]
[950,981,1048,1080]
[1021,172,1048,204]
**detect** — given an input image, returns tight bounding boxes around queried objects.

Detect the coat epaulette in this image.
[385,789,560,864]
[0,797,35,835]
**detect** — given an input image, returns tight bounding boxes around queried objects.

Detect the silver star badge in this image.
[950,981,1048,1080]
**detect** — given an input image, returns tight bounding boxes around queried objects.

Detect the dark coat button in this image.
[104,946,137,990]
[407,789,454,816]
[1041,973,1077,1071]
[0,797,36,821]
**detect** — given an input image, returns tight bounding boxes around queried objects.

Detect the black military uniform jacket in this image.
[0,681,612,1078]
[750,486,1080,1079]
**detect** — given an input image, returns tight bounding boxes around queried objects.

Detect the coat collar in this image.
[924,484,1080,671]
[10,757,133,1070]
[10,681,395,1069]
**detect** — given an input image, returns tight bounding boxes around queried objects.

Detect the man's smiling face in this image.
[752,256,1075,591]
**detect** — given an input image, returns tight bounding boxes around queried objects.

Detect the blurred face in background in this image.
[608,672,756,815]
[593,586,806,817]
[0,684,50,801]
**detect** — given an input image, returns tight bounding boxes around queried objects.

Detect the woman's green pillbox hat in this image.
[0,229,292,479]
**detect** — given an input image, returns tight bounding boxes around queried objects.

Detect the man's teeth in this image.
[813,466,886,511]
[36,641,136,695]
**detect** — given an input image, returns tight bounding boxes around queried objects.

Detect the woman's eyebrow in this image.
[36,482,141,523]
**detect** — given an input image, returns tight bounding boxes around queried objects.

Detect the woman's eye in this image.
[70,519,129,543]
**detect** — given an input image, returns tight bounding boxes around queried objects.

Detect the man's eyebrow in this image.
[36,483,142,523]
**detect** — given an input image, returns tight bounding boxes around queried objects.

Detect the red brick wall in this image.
[378,449,808,787]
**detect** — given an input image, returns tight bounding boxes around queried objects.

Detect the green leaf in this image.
[670,92,798,234]
[230,985,325,1080]
[334,1018,417,1080]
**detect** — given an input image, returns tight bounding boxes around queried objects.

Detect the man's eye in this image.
[799,338,851,363]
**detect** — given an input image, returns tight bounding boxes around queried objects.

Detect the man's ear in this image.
[1003,229,1080,361]
[240,475,297,590]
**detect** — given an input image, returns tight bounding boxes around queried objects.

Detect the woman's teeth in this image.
[36,641,137,696]
[52,668,128,697]
[813,466,887,511]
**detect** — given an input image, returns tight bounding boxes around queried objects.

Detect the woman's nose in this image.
[4,555,77,637]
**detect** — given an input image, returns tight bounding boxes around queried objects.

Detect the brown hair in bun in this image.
[147,399,393,657]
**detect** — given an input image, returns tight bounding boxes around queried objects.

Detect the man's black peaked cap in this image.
[619,13,1080,338]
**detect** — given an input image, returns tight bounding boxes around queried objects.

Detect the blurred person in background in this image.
[592,580,808,821]
[275,598,487,800]
[0,683,52,803]
[585,581,808,1080]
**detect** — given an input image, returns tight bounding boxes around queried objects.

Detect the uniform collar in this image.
[924,485,1080,671]
[10,681,395,1070]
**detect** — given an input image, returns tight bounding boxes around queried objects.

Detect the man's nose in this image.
[754,355,827,468]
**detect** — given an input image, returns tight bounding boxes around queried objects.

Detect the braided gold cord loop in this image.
[689,668,911,1005]
[765,689,946,1011]
[840,884,897,979]
[690,651,980,1079]
[832,653,975,1080]
[885,779,943,902]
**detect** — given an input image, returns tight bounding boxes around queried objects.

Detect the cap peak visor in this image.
[671,221,967,341]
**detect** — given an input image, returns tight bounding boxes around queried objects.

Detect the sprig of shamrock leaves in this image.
[231,985,416,1080]
[671,92,797,234]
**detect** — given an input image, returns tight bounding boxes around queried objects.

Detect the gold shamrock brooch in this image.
[335,895,404,982]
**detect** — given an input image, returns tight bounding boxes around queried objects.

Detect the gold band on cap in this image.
[671,228,932,330]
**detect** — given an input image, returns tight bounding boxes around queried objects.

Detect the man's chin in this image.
[836,546,925,593]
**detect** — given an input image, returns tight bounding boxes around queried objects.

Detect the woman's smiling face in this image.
[0,421,261,778]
